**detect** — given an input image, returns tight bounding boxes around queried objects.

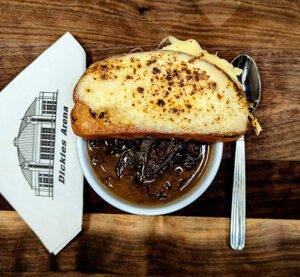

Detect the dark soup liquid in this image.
[88,138,209,205]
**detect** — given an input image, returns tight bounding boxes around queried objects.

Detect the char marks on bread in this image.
[71,50,249,142]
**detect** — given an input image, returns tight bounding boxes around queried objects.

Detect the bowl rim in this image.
[77,137,223,215]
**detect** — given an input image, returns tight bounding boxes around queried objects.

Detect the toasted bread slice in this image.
[71,50,249,142]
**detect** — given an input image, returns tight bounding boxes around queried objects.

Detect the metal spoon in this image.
[230,55,261,250]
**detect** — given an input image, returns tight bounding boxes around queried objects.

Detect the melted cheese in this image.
[248,112,262,135]
[160,36,262,135]
[160,36,243,89]
[76,50,249,136]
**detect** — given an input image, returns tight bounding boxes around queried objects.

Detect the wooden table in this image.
[0,0,299,275]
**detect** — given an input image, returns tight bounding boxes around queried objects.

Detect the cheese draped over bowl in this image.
[160,36,243,89]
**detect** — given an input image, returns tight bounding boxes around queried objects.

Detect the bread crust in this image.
[71,101,245,142]
[71,50,249,142]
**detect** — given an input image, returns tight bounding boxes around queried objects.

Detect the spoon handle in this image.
[230,135,246,250]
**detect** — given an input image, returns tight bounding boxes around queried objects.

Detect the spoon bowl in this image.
[232,54,261,111]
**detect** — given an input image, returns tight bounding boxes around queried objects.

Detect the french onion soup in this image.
[88,138,209,205]
[72,36,261,207]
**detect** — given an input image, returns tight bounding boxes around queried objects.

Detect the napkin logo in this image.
[58,106,68,184]
[13,91,58,198]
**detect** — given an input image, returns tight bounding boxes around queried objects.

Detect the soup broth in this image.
[88,138,209,205]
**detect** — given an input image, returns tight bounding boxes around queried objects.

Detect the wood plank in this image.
[0,273,113,277]
[0,211,299,276]
[1,160,300,218]
[0,0,299,49]
[0,0,299,161]
[83,159,300,218]
[0,1,299,275]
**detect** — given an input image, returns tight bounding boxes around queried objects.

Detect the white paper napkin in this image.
[0,32,86,254]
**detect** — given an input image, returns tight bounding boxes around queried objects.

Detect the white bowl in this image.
[77,137,223,215]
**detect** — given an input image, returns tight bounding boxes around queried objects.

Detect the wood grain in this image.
[82,159,300,218]
[2,159,299,219]
[0,211,300,276]
[0,1,299,273]
[0,0,299,161]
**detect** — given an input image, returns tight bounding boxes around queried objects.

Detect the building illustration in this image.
[13,91,58,198]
